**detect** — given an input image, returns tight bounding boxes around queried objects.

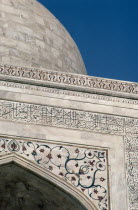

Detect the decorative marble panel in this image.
[0,100,124,135]
[0,136,109,210]
[1,99,138,136]
[0,99,138,209]
[125,137,138,210]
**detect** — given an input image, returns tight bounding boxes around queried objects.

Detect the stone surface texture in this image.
[0,0,86,74]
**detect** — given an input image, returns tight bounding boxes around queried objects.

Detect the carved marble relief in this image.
[0,100,124,134]
[0,65,138,95]
[125,137,138,210]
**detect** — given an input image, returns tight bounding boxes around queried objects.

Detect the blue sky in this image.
[38,0,138,82]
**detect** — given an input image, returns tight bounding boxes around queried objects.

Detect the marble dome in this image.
[0,0,87,75]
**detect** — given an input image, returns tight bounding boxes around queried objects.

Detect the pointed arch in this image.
[0,153,98,210]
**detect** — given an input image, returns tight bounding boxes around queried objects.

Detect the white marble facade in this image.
[0,0,137,210]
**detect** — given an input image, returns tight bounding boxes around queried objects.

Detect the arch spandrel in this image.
[0,137,109,210]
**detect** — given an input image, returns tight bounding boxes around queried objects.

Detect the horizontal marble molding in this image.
[1,64,138,99]
[1,80,138,106]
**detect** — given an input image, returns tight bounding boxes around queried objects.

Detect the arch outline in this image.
[0,153,98,210]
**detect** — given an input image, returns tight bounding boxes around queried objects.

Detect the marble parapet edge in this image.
[1,64,138,99]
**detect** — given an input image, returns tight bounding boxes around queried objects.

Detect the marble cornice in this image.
[0,64,138,99]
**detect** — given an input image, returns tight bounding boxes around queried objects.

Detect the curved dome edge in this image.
[0,0,87,75]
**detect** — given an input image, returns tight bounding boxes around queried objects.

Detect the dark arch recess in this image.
[0,162,87,210]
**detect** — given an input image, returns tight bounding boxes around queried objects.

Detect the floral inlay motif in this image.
[0,137,109,210]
